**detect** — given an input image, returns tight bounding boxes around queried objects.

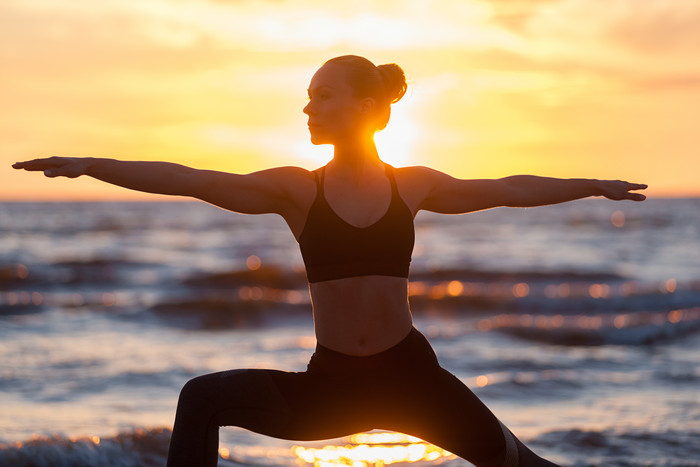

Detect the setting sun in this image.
[292,88,419,169]
[375,95,420,167]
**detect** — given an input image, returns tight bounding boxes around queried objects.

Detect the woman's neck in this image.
[329,135,383,181]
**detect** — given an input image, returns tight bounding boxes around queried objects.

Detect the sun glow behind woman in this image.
[374,97,419,168]
[295,92,419,168]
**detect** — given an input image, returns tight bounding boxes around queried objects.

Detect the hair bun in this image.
[377,63,407,104]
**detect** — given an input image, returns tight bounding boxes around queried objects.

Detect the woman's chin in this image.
[309,135,332,146]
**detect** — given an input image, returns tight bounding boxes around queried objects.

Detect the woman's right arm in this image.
[12,156,312,216]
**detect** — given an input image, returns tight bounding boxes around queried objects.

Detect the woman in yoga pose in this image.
[14,55,646,467]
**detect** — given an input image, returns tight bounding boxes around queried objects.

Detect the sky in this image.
[2,0,699,200]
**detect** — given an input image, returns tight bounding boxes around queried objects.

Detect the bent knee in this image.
[177,370,248,406]
[177,375,210,406]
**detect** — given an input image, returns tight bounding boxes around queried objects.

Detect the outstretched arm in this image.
[12,156,310,215]
[410,167,647,214]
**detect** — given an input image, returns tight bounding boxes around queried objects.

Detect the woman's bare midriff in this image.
[309,275,413,356]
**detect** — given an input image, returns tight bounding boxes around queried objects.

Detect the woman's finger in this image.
[624,182,647,201]
[12,160,45,171]
[627,182,648,191]
[12,157,69,171]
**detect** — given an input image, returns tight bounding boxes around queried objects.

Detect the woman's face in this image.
[303,64,368,145]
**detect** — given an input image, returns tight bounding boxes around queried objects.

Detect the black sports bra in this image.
[298,163,414,283]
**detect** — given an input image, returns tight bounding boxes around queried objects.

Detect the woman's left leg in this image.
[349,328,560,467]
[377,365,561,467]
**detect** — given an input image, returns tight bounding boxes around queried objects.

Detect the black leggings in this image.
[166,328,561,467]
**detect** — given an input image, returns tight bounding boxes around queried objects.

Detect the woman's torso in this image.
[288,162,417,356]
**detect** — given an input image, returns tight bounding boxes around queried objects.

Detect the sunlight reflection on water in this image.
[292,432,453,467]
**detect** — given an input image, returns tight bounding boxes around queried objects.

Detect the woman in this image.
[13,55,646,467]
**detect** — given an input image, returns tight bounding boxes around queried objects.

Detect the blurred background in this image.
[1,1,699,466]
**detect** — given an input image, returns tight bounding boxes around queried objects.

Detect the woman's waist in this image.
[312,304,413,356]
[309,275,412,355]
[308,326,439,376]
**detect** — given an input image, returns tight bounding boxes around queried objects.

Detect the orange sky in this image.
[2,0,699,200]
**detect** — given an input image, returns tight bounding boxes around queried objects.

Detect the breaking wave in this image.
[0,428,171,467]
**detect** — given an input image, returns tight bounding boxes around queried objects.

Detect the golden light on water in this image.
[478,308,700,334]
[475,375,489,388]
[610,210,625,228]
[512,282,530,298]
[246,255,262,271]
[665,278,677,294]
[667,309,683,324]
[588,284,610,299]
[446,280,463,296]
[293,431,453,467]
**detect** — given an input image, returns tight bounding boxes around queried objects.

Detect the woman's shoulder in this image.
[393,165,453,185]
[255,165,316,177]
[390,165,451,214]
[251,165,318,187]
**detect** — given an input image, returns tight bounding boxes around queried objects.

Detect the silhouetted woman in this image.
[14,55,646,467]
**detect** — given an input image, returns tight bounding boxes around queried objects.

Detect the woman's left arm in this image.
[410,167,647,215]
[496,175,647,205]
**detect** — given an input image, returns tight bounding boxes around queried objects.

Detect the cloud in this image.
[480,0,562,33]
[485,0,700,73]
[603,0,700,55]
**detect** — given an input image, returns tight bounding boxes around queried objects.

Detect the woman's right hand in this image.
[595,179,647,201]
[12,156,93,178]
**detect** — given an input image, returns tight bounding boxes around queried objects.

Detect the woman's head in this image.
[304,55,407,145]
[324,55,407,131]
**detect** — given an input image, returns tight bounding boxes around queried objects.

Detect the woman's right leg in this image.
[166,367,371,467]
[166,369,300,467]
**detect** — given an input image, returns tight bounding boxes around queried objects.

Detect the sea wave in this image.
[148,294,310,330]
[4,426,699,467]
[0,428,171,467]
[484,308,700,346]
[183,265,307,290]
[3,258,699,342]
[531,428,700,467]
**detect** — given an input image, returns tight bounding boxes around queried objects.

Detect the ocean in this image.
[1,198,699,467]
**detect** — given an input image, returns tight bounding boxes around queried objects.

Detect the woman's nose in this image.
[303,101,314,116]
